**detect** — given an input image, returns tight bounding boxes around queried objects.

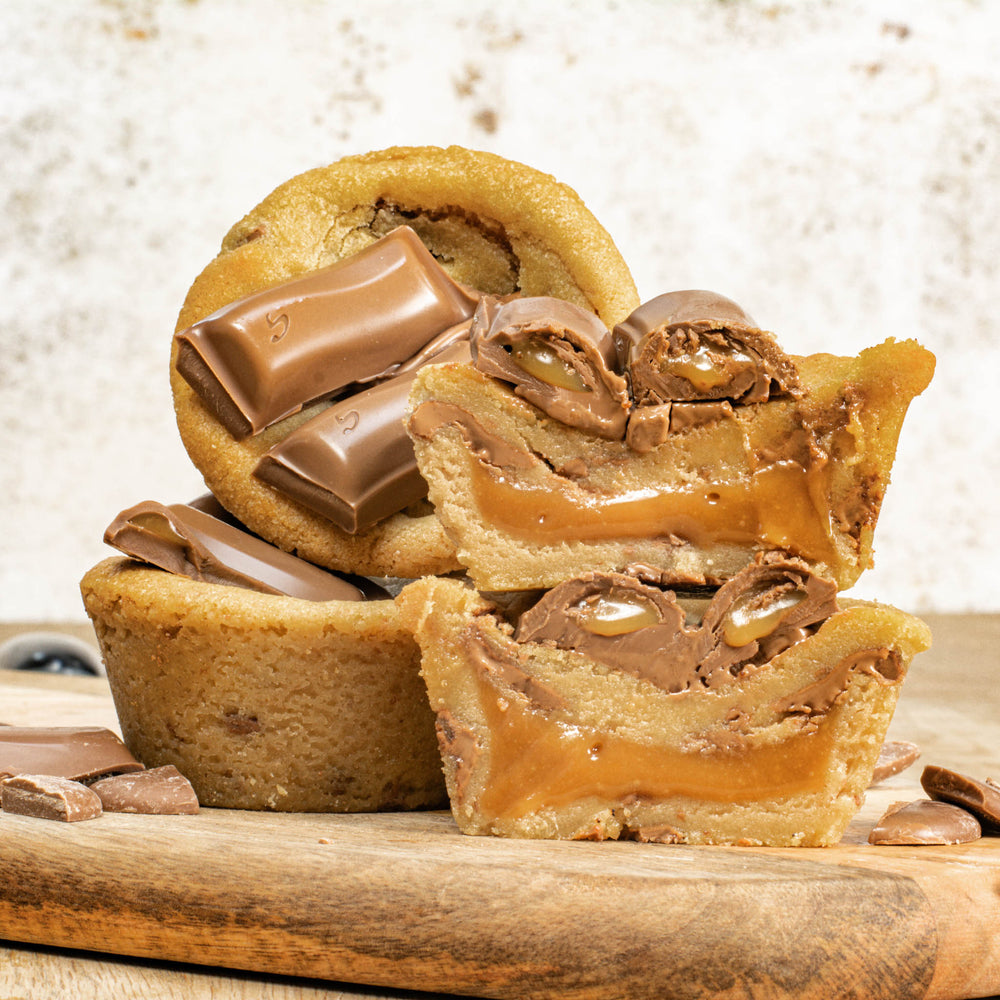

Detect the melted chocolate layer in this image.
[514,555,839,693]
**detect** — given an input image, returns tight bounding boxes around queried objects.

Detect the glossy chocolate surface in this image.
[255,339,472,534]
[175,226,479,438]
[105,499,387,601]
[472,296,630,439]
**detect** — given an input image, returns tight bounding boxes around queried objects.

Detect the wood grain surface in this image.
[1,614,999,1000]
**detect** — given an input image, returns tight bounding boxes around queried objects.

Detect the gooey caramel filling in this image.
[511,342,591,392]
[462,451,838,569]
[473,677,833,820]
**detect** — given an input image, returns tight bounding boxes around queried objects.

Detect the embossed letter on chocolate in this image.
[612,290,800,407]
[105,499,386,602]
[472,296,630,439]
[175,226,480,439]
[254,336,472,534]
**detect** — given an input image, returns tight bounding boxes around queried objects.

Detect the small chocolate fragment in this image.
[0,726,143,782]
[612,290,799,407]
[869,740,921,785]
[921,765,1000,830]
[105,499,387,601]
[868,799,981,846]
[472,296,630,439]
[90,765,200,815]
[1,773,103,822]
[175,226,480,438]
[255,338,472,534]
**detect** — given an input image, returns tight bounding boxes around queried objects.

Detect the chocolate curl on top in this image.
[471,296,630,439]
[613,290,800,406]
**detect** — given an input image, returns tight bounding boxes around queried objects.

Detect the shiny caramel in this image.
[512,342,590,392]
[474,676,832,821]
[465,453,839,568]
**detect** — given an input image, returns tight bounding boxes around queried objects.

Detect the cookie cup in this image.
[81,557,445,812]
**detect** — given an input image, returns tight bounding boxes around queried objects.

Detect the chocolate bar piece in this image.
[1,773,103,822]
[868,799,981,845]
[0,726,143,782]
[612,290,799,407]
[869,739,921,784]
[255,337,472,534]
[175,226,480,438]
[90,765,200,815]
[472,296,630,439]
[921,765,1000,830]
[105,499,388,601]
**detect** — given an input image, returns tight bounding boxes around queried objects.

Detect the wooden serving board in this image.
[2,615,1000,1000]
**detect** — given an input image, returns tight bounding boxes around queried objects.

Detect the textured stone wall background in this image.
[2,0,997,620]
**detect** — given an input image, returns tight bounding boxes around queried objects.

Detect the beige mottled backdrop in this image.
[2,0,998,620]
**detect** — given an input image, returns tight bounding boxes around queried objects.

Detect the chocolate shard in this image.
[105,498,387,602]
[921,765,1000,830]
[870,740,921,785]
[612,290,800,407]
[868,799,981,846]
[175,226,480,438]
[0,726,144,782]
[90,765,200,815]
[513,555,838,694]
[1,773,103,822]
[472,296,630,439]
[254,337,472,534]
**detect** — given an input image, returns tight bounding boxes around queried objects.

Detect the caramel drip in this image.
[474,680,833,821]
[466,457,838,566]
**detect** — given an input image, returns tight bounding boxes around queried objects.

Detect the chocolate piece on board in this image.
[1,773,103,822]
[90,765,200,815]
[921,765,1000,829]
[175,226,480,438]
[0,726,143,782]
[870,739,921,785]
[105,500,388,602]
[255,338,473,534]
[612,290,799,406]
[868,799,981,845]
[472,296,630,439]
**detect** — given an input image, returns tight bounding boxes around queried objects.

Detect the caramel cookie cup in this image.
[171,145,638,578]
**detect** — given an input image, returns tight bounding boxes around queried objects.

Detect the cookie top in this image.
[171,145,639,578]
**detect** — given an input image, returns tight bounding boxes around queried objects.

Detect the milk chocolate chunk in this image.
[514,555,838,694]
[868,799,981,845]
[255,339,472,534]
[921,765,1000,830]
[612,290,799,406]
[870,739,921,785]
[1,774,103,822]
[472,296,630,439]
[105,499,387,602]
[175,226,480,438]
[90,765,200,815]
[0,726,143,782]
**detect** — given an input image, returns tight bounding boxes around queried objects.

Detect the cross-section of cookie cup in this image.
[396,573,931,846]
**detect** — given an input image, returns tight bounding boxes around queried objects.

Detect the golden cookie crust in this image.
[81,557,446,812]
[171,145,639,578]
